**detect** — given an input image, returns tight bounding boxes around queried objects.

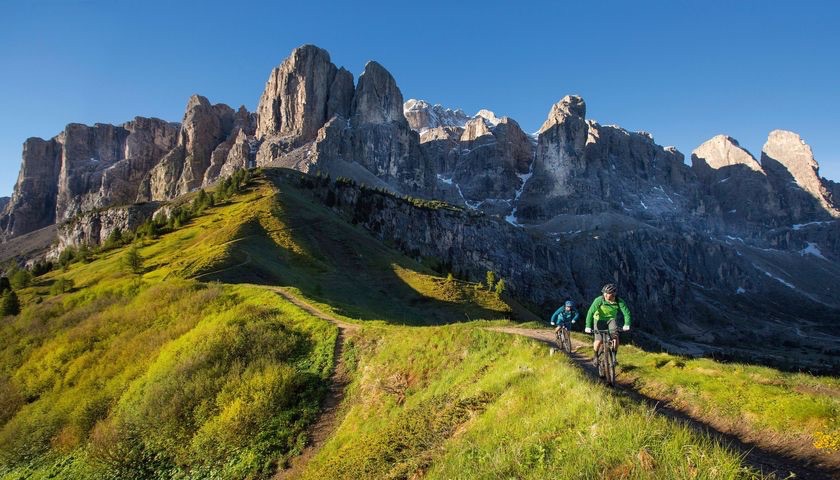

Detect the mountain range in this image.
[1,44,838,372]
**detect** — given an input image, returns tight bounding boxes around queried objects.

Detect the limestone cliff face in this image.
[255,45,354,162]
[690,132,840,226]
[341,61,432,193]
[404,99,470,132]
[1,138,62,238]
[254,52,434,196]
[761,130,840,220]
[517,95,690,222]
[691,135,779,223]
[1,118,178,238]
[50,202,161,258]
[140,96,250,201]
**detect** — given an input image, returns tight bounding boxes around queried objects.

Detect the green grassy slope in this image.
[300,325,756,479]
[0,171,519,479]
[598,338,840,461]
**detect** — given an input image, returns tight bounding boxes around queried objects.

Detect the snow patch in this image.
[475,109,502,126]
[753,264,796,289]
[736,287,746,294]
[800,242,826,259]
[640,201,647,210]
[792,221,832,230]
[505,154,535,227]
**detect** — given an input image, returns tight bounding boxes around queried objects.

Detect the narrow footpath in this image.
[487,326,838,480]
[270,287,358,480]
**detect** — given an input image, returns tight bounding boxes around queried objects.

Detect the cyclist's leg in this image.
[608,319,618,362]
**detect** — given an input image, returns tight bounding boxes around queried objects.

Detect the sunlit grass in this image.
[301,325,759,479]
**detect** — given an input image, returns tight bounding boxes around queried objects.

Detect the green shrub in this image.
[9,268,32,289]
[50,278,75,295]
[494,278,506,296]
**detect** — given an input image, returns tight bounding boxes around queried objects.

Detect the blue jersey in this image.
[550,307,579,326]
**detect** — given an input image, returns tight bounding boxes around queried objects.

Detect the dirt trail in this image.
[271,287,357,480]
[487,326,838,480]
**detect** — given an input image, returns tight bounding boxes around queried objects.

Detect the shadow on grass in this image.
[192,187,510,326]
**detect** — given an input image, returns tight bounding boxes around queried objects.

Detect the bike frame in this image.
[593,328,617,385]
[555,324,572,352]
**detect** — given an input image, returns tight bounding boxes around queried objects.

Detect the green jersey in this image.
[585,295,631,329]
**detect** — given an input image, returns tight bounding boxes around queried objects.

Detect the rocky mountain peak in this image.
[351,61,405,125]
[475,109,502,127]
[691,134,764,174]
[459,116,493,142]
[761,129,839,217]
[403,99,470,132]
[255,44,350,144]
[539,95,586,134]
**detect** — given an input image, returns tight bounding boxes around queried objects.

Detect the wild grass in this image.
[300,325,760,479]
[612,342,840,459]
[0,178,337,479]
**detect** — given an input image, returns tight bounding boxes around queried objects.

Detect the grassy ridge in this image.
[197,171,522,326]
[0,180,338,478]
[301,325,757,479]
[0,171,519,479]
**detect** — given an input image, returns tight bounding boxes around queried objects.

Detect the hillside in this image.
[1,170,838,479]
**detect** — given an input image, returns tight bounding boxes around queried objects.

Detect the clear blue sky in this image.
[1,0,838,197]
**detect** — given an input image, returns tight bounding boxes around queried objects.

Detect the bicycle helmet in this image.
[601,283,617,294]
[564,300,574,307]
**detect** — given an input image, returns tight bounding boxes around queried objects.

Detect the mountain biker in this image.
[585,284,631,365]
[550,300,579,334]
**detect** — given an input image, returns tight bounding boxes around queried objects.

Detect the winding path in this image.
[487,326,838,480]
[270,287,357,480]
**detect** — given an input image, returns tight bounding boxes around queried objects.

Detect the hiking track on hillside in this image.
[487,326,838,480]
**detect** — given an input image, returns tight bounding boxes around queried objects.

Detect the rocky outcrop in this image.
[255,45,354,161]
[406,99,535,210]
[0,197,8,214]
[1,138,62,238]
[202,106,257,186]
[50,202,160,258]
[691,135,779,224]
[140,96,248,201]
[1,118,178,239]
[517,95,690,222]
[692,135,763,173]
[304,61,434,194]
[761,130,840,220]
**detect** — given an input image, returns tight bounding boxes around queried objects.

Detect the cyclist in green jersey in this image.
[585,283,631,364]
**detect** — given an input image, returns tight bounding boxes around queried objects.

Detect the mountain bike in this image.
[593,328,617,386]
[554,324,572,353]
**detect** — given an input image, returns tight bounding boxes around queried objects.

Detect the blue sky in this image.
[1,0,838,197]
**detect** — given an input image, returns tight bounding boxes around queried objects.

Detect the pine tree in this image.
[486,271,496,291]
[1,291,20,316]
[104,227,123,249]
[122,246,144,276]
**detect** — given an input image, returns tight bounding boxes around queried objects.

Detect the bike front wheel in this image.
[604,347,616,386]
